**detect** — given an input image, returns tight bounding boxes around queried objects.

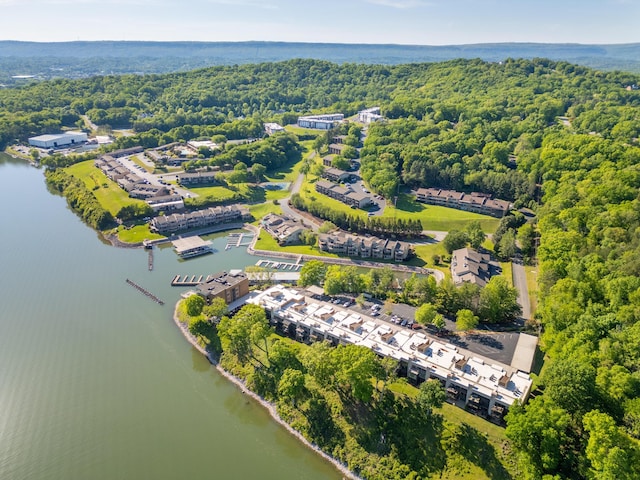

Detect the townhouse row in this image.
[319,231,411,262]
[149,205,251,234]
[415,188,512,218]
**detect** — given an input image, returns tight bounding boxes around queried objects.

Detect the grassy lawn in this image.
[253,230,338,257]
[411,242,451,273]
[524,265,539,316]
[187,185,238,200]
[387,380,514,479]
[248,202,282,220]
[113,224,165,243]
[500,261,514,287]
[264,140,312,183]
[384,194,500,232]
[299,176,368,219]
[284,125,325,138]
[265,188,290,202]
[66,160,146,215]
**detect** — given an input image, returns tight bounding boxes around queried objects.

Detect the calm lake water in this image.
[0,153,341,480]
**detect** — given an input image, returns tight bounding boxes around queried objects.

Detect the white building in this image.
[28,131,88,149]
[297,114,344,130]
[264,122,285,135]
[248,285,534,421]
[358,107,384,124]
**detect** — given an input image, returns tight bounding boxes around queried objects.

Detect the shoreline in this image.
[172,302,361,480]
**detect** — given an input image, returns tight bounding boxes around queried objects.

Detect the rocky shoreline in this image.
[172,302,361,480]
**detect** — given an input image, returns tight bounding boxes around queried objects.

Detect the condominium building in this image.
[318,231,411,262]
[149,205,251,234]
[415,188,512,217]
[247,285,533,422]
[315,179,372,209]
[297,113,344,130]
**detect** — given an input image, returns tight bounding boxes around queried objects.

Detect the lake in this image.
[0,153,342,480]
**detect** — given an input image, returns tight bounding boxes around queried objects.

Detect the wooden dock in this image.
[225,232,254,250]
[171,274,210,286]
[148,249,154,271]
[125,278,164,305]
[255,260,302,271]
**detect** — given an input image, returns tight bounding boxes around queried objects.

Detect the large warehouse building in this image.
[28,131,88,149]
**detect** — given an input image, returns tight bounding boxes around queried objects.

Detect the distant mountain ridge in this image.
[1,40,639,82]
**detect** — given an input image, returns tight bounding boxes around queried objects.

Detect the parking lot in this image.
[310,292,520,367]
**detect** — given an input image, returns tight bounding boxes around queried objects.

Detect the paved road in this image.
[511,255,531,320]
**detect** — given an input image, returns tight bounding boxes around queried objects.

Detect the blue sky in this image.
[1,0,638,44]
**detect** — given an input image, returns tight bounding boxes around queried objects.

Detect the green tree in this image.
[432,314,446,330]
[298,260,327,287]
[456,309,478,331]
[414,302,438,325]
[478,276,521,323]
[517,223,536,261]
[332,344,381,402]
[417,380,446,415]
[202,297,228,321]
[277,368,306,407]
[465,221,486,250]
[583,410,639,480]
[185,294,205,316]
[251,163,267,182]
[217,304,271,364]
[505,397,572,475]
[496,228,517,260]
[443,230,468,254]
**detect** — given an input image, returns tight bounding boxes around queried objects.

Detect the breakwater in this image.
[125,278,165,305]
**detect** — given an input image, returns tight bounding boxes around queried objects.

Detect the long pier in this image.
[125,278,165,305]
[148,250,154,271]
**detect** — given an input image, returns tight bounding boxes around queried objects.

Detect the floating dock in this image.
[225,232,254,250]
[125,278,164,305]
[255,259,302,271]
[148,249,154,271]
[171,274,211,287]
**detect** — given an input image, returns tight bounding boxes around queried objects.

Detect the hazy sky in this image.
[1,0,638,44]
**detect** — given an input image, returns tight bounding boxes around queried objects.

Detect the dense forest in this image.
[3,58,640,478]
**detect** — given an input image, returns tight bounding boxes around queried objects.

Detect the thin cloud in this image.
[365,0,433,8]
[204,0,279,9]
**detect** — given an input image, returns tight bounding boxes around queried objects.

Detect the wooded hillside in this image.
[3,58,640,478]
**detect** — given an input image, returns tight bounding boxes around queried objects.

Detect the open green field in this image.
[411,242,449,270]
[113,224,165,243]
[284,125,325,138]
[65,160,147,216]
[253,230,338,257]
[384,194,500,232]
[248,202,282,220]
[187,185,238,200]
